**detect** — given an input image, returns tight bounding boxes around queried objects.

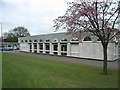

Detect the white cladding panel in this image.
[70,44,79,52]
[20,43,29,52]
[78,43,115,61]
[79,43,103,60]
[70,44,79,57]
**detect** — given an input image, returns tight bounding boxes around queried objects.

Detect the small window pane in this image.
[25,40,27,42]
[46,39,50,42]
[53,44,58,51]
[34,44,37,49]
[45,44,50,50]
[71,38,79,41]
[61,38,67,41]
[29,40,32,42]
[39,39,43,42]
[29,44,32,49]
[39,44,43,50]
[83,37,92,41]
[34,40,37,42]
[61,44,67,51]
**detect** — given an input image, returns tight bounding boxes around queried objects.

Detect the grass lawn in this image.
[2,52,118,88]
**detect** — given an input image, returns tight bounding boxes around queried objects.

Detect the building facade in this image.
[18,33,119,61]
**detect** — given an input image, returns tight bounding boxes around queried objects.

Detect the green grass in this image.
[2,52,118,88]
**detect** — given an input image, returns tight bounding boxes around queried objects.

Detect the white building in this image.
[18,32,120,61]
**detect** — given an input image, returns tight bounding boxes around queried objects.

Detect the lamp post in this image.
[0,22,3,51]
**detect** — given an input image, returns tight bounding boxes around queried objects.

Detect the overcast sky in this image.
[0,0,74,36]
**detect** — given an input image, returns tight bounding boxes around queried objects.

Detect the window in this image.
[61,38,68,42]
[34,44,37,49]
[21,40,24,42]
[52,38,58,42]
[97,38,100,41]
[34,50,37,53]
[46,51,49,54]
[29,44,32,49]
[61,44,67,51]
[25,40,27,42]
[34,40,37,42]
[29,40,32,42]
[97,38,101,42]
[71,38,79,41]
[39,44,43,50]
[46,39,50,42]
[39,39,43,42]
[53,44,58,51]
[45,44,50,50]
[39,51,43,53]
[83,37,92,41]
[53,52,58,55]
[61,53,67,56]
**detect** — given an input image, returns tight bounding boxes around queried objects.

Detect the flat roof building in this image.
[18,32,119,61]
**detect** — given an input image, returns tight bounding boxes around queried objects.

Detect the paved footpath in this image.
[9,51,118,69]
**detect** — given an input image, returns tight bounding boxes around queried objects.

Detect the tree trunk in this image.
[102,44,108,75]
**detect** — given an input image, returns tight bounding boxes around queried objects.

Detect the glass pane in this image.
[45,44,50,50]
[34,44,37,49]
[53,44,58,51]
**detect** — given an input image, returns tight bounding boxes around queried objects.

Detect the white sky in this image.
[0,0,74,36]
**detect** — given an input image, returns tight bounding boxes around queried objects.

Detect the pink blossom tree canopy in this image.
[54,1,120,41]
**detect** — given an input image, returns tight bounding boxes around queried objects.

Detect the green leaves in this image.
[3,26,30,42]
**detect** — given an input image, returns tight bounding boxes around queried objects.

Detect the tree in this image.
[12,26,30,37]
[3,26,30,42]
[53,0,120,75]
[3,32,17,42]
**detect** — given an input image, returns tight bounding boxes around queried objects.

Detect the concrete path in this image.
[8,51,118,69]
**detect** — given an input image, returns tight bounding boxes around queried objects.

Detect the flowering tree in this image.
[53,0,120,75]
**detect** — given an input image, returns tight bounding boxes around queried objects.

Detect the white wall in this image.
[78,43,115,61]
[20,43,30,52]
[19,42,116,61]
[70,44,79,57]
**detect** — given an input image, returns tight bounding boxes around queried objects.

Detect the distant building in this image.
[18,32,119,61]
[0,38,19,50]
